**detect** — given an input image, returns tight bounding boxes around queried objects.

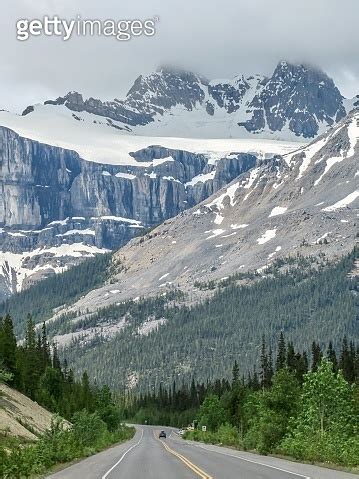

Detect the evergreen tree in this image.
[81,371,92,410]
[52,342,62,371]
[41,322,51,370]
[0,314,17,383]
[294,352,308,383]
[327,341,338,371]
[22,315,41,398]
[252,370,260,391]
[260,336,271,389]
[354,346,359,383]
[232,360,240,385]
[339,336,355,382]
[276,332,287,371]
[190,378,198,407]
[268,347,274,384]
[311,341,322,371]
[286,341,296,372]
[24,315,37,351]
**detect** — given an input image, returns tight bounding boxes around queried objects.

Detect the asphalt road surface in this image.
[47,426,358,479]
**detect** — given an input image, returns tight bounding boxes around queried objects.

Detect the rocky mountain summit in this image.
[0,60,357,302]
[23,61,351,140]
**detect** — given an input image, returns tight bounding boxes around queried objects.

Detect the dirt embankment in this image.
[0,383,58,441]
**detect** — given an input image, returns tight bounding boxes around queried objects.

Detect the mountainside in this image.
[1,60,356,299]
[43,109,358,320]
[20,61,349,140]
[59,251,359,391]
[2,125,284,299]
[0,383,55,440]
[4,244,358,392]
[1,110,357,391]
[0,59,358,391]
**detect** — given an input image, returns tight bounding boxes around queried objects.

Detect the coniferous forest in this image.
[0,253,112,336]
[0,315,134,478]
[125,334,359,468]
[0,249,358,474]
[55,249,358,392]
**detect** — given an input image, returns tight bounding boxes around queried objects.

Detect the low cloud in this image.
[1,0,358,112]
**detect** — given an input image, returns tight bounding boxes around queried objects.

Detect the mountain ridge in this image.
[42,109,358,321]
[21,60,353,140]
[0,125,270,299]
[0,61,357,302]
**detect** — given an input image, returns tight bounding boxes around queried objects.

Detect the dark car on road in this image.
[159,430,166,438]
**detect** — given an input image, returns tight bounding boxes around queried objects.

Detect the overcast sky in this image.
[1,0,359,112]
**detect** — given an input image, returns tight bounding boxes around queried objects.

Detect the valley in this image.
[1,3,359,476]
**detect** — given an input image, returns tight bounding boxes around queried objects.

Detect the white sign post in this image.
[202,425,207,432]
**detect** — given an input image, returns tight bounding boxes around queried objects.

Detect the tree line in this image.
[126,333,359,467]
[0,252,112,337]
[0,314,120,429]
[58,249,358,392]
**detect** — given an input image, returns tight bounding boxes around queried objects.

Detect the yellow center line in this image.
[153,430,213,479]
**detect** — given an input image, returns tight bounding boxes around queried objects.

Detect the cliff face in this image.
[0,126,256,297]
[50,111,359,324]
[0,127,256,233]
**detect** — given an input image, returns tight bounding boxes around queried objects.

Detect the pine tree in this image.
[260,336,271,389]
[41,322,51,370]
[252,369,260,391]
[327,341,338,371]
[22,315,41,398]
[0,314,17,383]
[311,341,322,371]
[52,342,62,371]
[294,352,308,383]
[355,346,359,383]
[287,341,296,372]
[81,371,92,410]
[268,347,274,384]
[190,378,198,407]
[276,332,287,371]
[24,314,37,351]
[339,337,355,383]
[232,360,240,385]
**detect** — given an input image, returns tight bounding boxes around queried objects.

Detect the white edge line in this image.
[102,428,143,479]
[189,442,310,479]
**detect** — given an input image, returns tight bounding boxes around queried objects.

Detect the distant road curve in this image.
[47,425,358,479]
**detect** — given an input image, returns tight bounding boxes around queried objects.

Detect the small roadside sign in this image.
[202,425,207,432]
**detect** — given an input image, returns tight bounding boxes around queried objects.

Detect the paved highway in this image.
[47,426,358,479]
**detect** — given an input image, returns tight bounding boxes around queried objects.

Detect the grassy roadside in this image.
[0,412,135,479]
[36,427,136,478]
[183,430,359,475]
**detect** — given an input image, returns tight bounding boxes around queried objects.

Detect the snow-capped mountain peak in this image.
[17,60,354,141]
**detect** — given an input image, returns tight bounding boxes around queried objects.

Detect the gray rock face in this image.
[32,61,351,139]
[126,66,208,113]
[239,62,346,137]
[208,76,250,113]
[0,127,256,297]
[42,92,150,128]
[56,110,359,320]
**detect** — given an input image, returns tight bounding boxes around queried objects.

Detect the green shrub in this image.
[217,423,240,447]
[72,410,107,448]
[0,414,134,478]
